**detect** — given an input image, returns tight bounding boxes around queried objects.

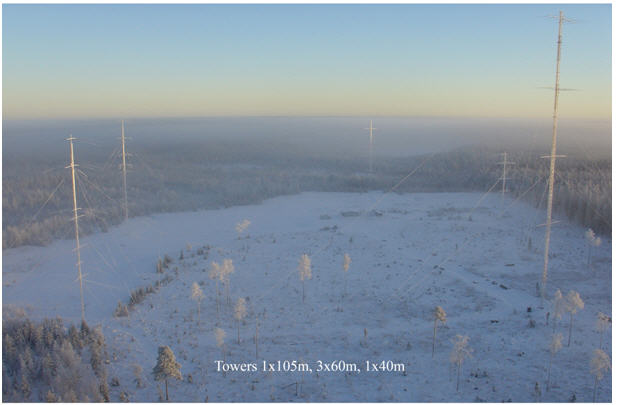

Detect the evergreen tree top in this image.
[153,346,182,381]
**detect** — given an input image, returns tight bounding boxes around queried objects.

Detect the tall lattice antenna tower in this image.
[120,120,129,221]
[66,135,86,323]
[364,120,377,173]
[541,11,572,301]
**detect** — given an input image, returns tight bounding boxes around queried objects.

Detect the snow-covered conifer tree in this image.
[234,298,247,344]
[449,334,472,391]
[590,348,611,402]
[298,254,312,303]
[432,306,447,358]
[152,346,182,401]
[564,290,584,346]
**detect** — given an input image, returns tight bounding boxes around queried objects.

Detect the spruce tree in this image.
[152,346,182,401]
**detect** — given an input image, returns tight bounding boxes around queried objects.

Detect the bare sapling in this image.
[450,335,472,392]
[546,333,563,391]
[432,306,447,358]
[590,348,611,402]
[191,282,204,325]
[564,290,584,347]
[343,253,351,297]
[595,312,611,349]
[298,254,312,304]
[234,297,247,344]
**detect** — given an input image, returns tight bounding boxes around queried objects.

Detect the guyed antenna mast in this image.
[365,120,377,173]
[121,120,129,221]
[497,152,514,206]
[66,135,86,323]
[541,11,572,301]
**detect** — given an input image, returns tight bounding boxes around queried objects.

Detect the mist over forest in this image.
[2,117,611,249]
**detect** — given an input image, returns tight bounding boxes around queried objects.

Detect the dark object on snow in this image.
[505,264,515,267]
[499,284,508,290]
[528,319,536,328]
[527,307,532,313]
[490,320,499,324]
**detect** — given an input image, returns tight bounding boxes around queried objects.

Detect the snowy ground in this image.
[2,191,612,402]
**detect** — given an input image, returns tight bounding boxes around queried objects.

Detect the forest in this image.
[3,137,611,249]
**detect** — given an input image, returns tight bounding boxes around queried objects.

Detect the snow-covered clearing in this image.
[2,191,611,402]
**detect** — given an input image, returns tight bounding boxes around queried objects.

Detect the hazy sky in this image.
[2,4,611,120]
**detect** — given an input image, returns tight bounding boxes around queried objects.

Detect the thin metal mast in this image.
[121,120,128,221]
[498,152,514,205]
[67,135,86,323]
[541,10,566,301]
[365,120,376,173]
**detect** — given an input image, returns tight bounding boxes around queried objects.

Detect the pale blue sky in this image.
[2,4,612,119]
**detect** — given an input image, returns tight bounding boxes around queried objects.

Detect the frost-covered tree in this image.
[432,306,447,358]
[551,289,566,333]
[215,328,226,362]
[546,333,563,391]
[234,298,247,344]
[152,346,182,401]
[595,312,611,349]
[590,348,611,402]
[222,259,235,306]
[564,290,584,347]
[191,282,204,325]
[236,219,251,239]
[209,261,222,318]
[342,253,351,297]
[298,254,312,303]
[449,335,472,391]
[585,229,602,268]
